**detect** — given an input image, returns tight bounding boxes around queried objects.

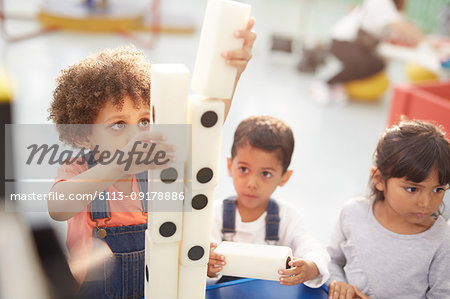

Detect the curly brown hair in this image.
[231,115,294,173]
[48,45,151,146]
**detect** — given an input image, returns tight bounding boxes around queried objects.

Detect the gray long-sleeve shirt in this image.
[327,198,450,299]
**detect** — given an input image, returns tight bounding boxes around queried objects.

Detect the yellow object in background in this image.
[406,62,439,84]
[344,71,389,102]
[0,68,13,103]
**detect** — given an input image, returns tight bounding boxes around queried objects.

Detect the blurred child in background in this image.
[312,0,423,105]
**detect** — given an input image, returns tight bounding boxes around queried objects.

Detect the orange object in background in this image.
[345,71,390,102]
[388,81,450,138]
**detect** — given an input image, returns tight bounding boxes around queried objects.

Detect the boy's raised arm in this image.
[221,18,256,121]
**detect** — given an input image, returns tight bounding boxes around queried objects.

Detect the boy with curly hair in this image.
[48,19,255,299]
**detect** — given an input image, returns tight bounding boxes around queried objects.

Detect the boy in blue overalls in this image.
[208,115,330,287]
[47,19,256,298]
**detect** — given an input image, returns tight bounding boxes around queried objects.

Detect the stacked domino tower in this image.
[145,1,251,299]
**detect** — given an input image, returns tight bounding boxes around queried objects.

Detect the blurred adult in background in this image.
[312,0,423,105]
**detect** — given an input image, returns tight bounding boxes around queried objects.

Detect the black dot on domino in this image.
[159,222,177,237]
[161,167,178,184]
[192,194,208,210]
[146,265,149,282]
[201,111,218,128]
[196,167,213,184]
[188,246,205,261]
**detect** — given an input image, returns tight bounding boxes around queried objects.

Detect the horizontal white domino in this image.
[180,188,215,266]
[191,0,251,99]
[144,231,179,299]
[187,94,224,189]
[178,265,208,299]
[148,163,184,243]
[151,64,189,124]
[214,241,292,281]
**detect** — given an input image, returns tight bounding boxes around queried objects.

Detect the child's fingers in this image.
[236,31,257,53]
[278,258,305,276]
[209,243,226,265]
[332,284,341,299]
[209,253,225,263]
[289,257,305,268]
[133,131,166,142]
[328,282,334,299]
[353,286,370,299]
[209,253,225,264]
[278,266,299,277]
[245,17,255,31]
[224,59,248,69]
[208,263,223,273]
[344,288,353,299]
[279,272,305,286]
[222,49,252,61]
[234,29,257,44]
[208,242,225,274]
[139,142,175,153]
[328,281,339,299]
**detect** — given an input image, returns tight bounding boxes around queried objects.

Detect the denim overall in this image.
[218,196,280,283]
[77,154,148,299]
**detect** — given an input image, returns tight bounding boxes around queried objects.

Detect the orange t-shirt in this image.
[53,160,147,285]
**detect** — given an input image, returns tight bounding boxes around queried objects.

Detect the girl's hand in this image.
[354,285,372,299]
[222,18,257,78]
[278,258,319,286]
[207,242,226,278]
[328,280,356,299]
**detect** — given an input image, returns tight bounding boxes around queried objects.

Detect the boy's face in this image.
[87,96,151,158]
[227,143,292,211]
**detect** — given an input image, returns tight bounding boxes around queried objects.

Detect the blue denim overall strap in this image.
[85,152,109,219]
[221,196,237,241]
[221,197,280,244]
[76,153,148,299]
[265,199,280,245]
[77,223,147,299]
[84,152,148,219]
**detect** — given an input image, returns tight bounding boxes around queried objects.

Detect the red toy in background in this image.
[388,81,450,138]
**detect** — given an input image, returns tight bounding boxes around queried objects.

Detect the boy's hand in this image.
[328,280,356,299]
[207,242,226,278]
[222,18,256,78]
[278,258,319,286]
[118,131,175,175]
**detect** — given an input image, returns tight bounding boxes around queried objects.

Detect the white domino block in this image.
[214,241,293,281]
[151,64,190,124]
[149,161,184,186]
[180,188,215,266]
[178,265,208,299]
[145,231,179,299]
[191,0,251,99]
[187,94,224,189]
[147,163,184,243]
[179,237,210,267]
